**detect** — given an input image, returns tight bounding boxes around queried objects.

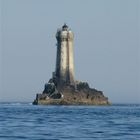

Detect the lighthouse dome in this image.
[62,23,68,31]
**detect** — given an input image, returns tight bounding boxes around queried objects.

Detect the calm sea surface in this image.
[0,103,140,140]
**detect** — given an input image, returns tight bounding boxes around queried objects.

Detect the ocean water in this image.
[0,103,140,140]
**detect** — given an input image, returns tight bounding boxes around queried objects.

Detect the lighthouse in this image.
[33,24,110,105]
[55,24,75,86]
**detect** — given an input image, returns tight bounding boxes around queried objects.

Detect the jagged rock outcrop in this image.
[33,79,110,105]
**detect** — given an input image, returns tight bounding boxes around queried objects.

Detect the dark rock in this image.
[33,79,111,105]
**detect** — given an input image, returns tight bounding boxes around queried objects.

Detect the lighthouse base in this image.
[33,79,110,105]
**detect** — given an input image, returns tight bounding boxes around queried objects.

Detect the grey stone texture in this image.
[33,24,110,105]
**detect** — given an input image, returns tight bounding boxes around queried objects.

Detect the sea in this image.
[0,103,140,140]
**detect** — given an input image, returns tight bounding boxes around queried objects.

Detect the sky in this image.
[0,0,140,103]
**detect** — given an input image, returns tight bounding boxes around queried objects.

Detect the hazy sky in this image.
[0,0,140,103]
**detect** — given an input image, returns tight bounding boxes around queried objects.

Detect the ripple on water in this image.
[0,103,140,140]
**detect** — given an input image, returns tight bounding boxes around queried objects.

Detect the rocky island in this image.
[33,24,110,105]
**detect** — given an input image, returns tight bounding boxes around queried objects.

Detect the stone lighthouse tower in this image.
[55,24,74,86]
[33,24,110,105]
